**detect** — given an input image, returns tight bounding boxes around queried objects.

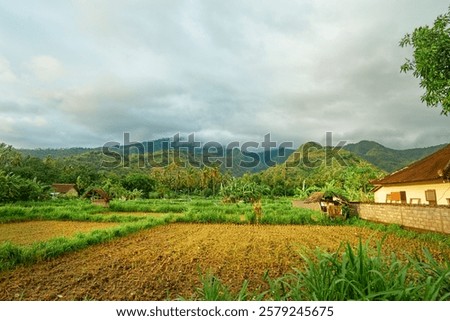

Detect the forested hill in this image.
[17,139,448,175]
[343,140,447,173]
[17,138,172,159]
[18,147,100,159]
[16,140,296,177]
[256,142,384,199]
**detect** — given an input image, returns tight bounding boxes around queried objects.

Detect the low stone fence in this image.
[350,203,450,234]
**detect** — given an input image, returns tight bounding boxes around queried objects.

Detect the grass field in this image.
[0,198,449,301]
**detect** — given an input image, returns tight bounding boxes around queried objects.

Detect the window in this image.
[425,189,437,206]
[390,191,407,204]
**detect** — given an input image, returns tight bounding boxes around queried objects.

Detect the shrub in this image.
[121,174,156,198]
[276,240,450,300]
[0,171,47,202]
[221,179,269,203]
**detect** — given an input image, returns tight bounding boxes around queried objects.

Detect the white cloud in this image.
[25,55,65,82]
[0,57,17,83]
[23,116,48,127]
[0,115,15,133]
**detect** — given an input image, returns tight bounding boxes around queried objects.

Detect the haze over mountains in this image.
[15,139,448,174]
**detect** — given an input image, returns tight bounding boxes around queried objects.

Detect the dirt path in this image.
[0,223,447,300]
[0,221,119,245]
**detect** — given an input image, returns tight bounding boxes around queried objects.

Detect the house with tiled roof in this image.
[51,184,79,197]
[372,144,450,206]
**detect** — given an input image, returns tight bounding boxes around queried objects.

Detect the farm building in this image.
[293,191,349,218]
[51,184,79,198]
[372,144,450,206]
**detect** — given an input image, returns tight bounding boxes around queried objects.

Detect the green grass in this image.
[0,197,355,227]
[180,272,262,301]
[257,198,335,225]
[174,211,242,224]
[109,199,188,213]
[346,217,450,248]
[0,204,145,223]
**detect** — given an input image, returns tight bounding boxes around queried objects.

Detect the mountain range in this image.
[342,140,447,172]
[17,139,448,174]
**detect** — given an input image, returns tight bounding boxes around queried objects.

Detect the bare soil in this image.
[0,221,119,245]
[0,223,448,300]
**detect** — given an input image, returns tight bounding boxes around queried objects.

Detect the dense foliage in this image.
[400,7,450,115]
[0,141,386,203]
[256,143,384,200]
[0,171,46,202]
[220,177,269,203]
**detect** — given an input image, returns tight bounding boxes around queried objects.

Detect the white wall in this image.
[374,182,450,205]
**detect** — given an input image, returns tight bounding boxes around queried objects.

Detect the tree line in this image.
[0,142,384,203]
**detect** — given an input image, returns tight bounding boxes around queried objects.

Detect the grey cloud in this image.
[0,0,449,149]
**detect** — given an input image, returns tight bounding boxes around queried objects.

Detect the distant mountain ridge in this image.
[343,140,448,173]
[16,138,296,177]
[17,139,447,174]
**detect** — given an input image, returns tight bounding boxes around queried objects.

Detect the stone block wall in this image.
[351,203,450,234]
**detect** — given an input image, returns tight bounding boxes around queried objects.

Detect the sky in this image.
[0,0,449,150]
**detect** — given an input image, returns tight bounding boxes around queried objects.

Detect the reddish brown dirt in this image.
[0,223,448,301]
[0,221,119,245]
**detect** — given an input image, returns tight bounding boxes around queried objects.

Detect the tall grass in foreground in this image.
[183,273,260,301]
[346,217,450,248]
[186,240,450,301]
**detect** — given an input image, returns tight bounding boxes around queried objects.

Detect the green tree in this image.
[201,166,223,196]
[100,178,128,200]
[400,7,450,115]
[0,143,23,170]
[0,171,46,202]
[122,173,156,197]
[13,156,60,185]
[220,177,269,203]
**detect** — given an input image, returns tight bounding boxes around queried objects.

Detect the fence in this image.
[351,203,450,234]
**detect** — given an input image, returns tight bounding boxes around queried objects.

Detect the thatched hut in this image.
[83,188,111,207]
[303,191,349,218]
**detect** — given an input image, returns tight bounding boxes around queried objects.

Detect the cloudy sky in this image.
[0,0,449,149]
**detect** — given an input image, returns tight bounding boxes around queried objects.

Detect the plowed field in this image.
[0,221,119,245]
[0,223,448,300]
